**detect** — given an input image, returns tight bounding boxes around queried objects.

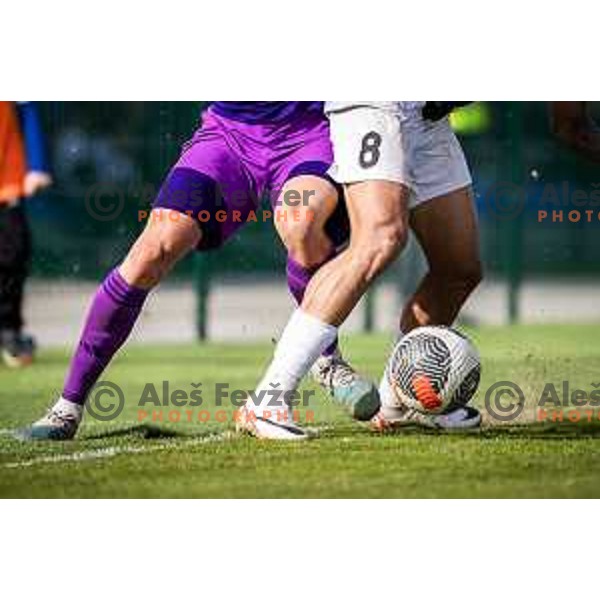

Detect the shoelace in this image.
[316,357,358,392]
[45,410,76,426]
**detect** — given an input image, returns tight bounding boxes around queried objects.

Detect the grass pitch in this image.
[1,324,600,498]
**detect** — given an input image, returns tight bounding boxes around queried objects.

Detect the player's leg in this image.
[269,111,376,415]
[236,174,340,439]
[19,113,252,440]
[276,175,339,350]
[375,117,483,430]
[241,108,408,436]
[277,105,409,327]
[298,106,409,330]
[274,172,378,418]
[269,112,345,327]
[400,117,481,332]
[63,209,201,398]
[374,187,483,430]
[301,180,409,325]
[18,210,201,441]
[246,176,410,436]
[244,107,411,437]
[275,176,338,269]
[0,201,35,367]
[402,186,482,332]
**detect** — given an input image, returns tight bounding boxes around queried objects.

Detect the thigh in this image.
[406,118,472,210]
[345,180,410,243]
[154,113,258,251]
[409,186,481,272]
[326,106,412,246]
[327,106,408,186]
[270,113,343,246]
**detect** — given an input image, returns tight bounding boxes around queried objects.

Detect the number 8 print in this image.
[359,131,383,168]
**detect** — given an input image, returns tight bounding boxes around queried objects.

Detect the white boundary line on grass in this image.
[1,432,235,469]
[1,426,333,469]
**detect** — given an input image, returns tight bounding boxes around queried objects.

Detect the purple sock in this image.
[62,269,150,405]
[286,254,338,357]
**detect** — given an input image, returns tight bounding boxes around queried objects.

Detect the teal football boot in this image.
[311,351,380,421]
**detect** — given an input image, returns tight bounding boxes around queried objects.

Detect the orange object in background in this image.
[0,101,26,204]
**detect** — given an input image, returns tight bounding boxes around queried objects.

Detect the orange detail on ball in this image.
[412,374,442,411]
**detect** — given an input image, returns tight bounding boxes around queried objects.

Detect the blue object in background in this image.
[16,102,50,173]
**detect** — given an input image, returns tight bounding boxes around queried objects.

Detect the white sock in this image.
[53,396,84,419]
[252,309,337,419]
[379,329,407,408]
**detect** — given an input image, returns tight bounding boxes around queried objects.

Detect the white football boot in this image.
[371,403,482,431]
[236,398,309,441]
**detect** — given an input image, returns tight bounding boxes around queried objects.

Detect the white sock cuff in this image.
[275,310,337,360]
[290,309,337,339]
[255,310,338,399]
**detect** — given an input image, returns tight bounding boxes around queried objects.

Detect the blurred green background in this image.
[29,101,600,330]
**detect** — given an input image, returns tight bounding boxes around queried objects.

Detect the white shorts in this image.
[326,104,472,209]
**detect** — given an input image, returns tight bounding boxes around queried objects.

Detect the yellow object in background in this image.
[450,102,492,136]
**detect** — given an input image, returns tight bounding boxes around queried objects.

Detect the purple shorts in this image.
[154,107,348,250]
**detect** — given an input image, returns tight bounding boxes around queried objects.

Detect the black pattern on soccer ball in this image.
[449,363,481,410]
[387,326,481,415]
[388,332,451,407]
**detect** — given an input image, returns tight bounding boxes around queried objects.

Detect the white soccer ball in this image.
[386,326,481,415]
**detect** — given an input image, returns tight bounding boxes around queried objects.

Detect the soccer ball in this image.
[386,326,481,415]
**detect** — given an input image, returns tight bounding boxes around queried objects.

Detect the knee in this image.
[277,209,332,267]
[123,235,186,288]
[352,224,408,282]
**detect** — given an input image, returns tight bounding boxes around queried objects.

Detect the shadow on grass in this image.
[370,419,600,441]
[78,419,600,444]
[480,420,600,440]
[82,424,198,441]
